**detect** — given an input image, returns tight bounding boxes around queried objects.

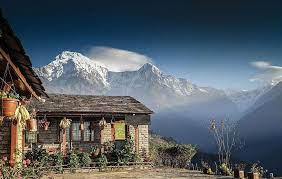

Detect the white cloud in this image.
[250,61,282,85]
[86,46,153,72]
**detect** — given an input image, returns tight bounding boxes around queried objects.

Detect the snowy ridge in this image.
[35,51,251,112]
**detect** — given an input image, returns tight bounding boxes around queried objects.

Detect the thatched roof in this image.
[30,94,153,115]
[0,10,47,98]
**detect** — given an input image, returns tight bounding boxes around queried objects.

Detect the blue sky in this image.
[2,0,282,90]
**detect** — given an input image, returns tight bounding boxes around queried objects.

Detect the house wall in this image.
[38,120,59,144]
[35,117,150,159]
[138,125,149,159]
[0,120,11,157]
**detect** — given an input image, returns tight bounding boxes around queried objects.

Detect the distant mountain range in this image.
[237,82,282,175]
[35,51,240,112]
[35,51,282,169]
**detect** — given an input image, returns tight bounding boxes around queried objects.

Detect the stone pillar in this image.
[138,125,149,159]
[100,123,112,144]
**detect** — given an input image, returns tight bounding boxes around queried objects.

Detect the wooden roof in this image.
[30,94,153,115]
[0,10,47,98]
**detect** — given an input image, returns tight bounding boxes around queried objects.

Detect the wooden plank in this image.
[0,47,40,99]
[134,126,139,153]
[10,121,17,166]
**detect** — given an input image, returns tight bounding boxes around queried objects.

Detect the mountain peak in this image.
[53,50,91,64]
[138,63,161,74]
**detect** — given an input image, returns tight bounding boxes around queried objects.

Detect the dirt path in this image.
[42,168,226,179]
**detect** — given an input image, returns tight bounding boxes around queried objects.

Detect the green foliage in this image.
[0,157,43,179]
[25,145,50,167]
[96,154,108,168]
[51,152,64,173]
[149,133,197,168]
[7,91,20,99]
[78,152,92,167]
[0,91,19,99]
[66,151,79,172]
[219,163,232,176]
[251,162,267,177]
[107,137,141,164]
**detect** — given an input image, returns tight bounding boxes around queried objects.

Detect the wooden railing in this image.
[40,161,153,173]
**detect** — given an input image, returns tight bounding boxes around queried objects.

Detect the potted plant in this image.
[99,117,107,129]
[234,163,246,179]
[27,118,37,132]
[248,163,265,179]
[0,91,19,117]
[201,161,212,174]
[59,117,71,129]
[27,108,37,132]
[39,119,50,130]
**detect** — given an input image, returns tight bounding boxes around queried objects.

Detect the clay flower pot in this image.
[234,169,245,179]
[0,98,19,117]
[247,172,259,179]
[27,118,37,132]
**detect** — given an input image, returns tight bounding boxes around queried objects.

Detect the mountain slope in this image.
[237,82,282,175]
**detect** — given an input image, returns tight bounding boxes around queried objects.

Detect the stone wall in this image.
[101,123,113,143]
[138,125,149,159]
[0,120,11,157]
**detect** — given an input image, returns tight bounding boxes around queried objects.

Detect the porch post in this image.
[134,125,139,153]
[10,120,23,166]
[10,121,17,166]
[60,128,67,155]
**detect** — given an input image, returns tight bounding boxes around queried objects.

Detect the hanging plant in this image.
[99,117,107,128]
[27,118,37,132]
[38,115,50,131]
[42,120,50,131]
[14,104,30,127]
[27,108,37,132]
[59,117,71,129]
[0,91,19,117]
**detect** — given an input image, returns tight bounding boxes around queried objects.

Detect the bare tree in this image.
[210,119,243,168]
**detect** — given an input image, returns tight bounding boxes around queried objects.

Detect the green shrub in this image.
[96,154,108,168]
[66,151,79,172]
[51,152,64,173]
[106,137,140,165]
[78,152,92,167]
[25,145,50,167]
[152,143,197,168]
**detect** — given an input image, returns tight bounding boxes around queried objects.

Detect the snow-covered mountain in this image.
[35,51,234,111]
[35,51,110,94]
[225,86,272,112]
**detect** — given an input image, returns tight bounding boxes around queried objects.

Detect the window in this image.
[83,122,94,141]
[72,122,81,141]
[113,121,127,140]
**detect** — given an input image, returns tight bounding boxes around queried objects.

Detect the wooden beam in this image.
[134,125,139,153]
[0,47,40,100]
[10,121,17,166]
